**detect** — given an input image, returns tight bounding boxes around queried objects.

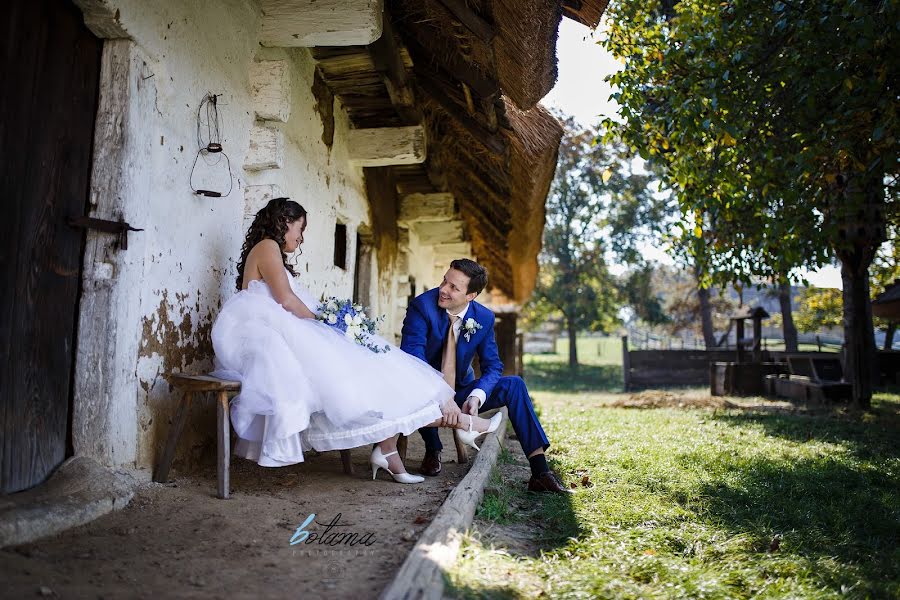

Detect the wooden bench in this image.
[152,373,353,499]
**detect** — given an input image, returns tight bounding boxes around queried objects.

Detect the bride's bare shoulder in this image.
[249,238,280,256]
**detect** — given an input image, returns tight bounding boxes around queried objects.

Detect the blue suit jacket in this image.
[400,288,504,402]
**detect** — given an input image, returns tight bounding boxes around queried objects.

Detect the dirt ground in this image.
[0,429,471,600]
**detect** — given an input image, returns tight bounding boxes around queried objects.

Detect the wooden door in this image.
[0,0,102,493]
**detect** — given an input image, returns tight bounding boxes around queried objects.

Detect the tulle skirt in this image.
[211,279,450,466]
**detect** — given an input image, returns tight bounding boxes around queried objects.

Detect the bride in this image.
[212,198,501,484]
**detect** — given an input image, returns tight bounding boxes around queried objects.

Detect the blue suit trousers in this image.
[419,376,550,457]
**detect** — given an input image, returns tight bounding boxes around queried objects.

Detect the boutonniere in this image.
[462,317,483,342]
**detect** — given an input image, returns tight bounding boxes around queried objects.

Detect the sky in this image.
[541,19,843,289]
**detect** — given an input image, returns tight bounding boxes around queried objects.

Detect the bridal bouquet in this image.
[317,297,390,354]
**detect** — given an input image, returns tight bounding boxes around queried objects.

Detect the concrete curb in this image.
[380,407,509,600]
[0,456,134,548]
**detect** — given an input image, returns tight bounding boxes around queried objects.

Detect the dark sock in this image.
[528,453,549,477]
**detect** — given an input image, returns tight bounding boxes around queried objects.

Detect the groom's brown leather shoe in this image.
[527,471,573,494]
[420,450,442,476]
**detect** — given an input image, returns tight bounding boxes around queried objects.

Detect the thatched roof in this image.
[309,0,605,302]
[561,0,610,28]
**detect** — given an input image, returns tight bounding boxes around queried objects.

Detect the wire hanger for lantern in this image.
[190,92,233,197]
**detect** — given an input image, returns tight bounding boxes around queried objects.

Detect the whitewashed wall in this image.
[74,0,377,469]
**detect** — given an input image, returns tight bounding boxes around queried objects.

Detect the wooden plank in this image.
[380,408,507,600]
[435,0,495,42]
[165,374,242,392]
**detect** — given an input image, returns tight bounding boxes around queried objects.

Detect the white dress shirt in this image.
[447,303,487,408]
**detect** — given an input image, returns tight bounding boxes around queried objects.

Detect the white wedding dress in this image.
[211,269,450,467]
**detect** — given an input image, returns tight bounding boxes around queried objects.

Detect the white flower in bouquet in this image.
[316,296,390,354]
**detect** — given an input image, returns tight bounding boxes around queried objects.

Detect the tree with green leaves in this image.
[532,116,659,367]
[603,0,899,407]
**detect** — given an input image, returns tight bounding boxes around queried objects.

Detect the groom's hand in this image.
[461,397,479,416]
[441,399,461,427]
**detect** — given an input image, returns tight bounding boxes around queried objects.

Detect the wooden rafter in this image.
[367,11,418,124]
[434,0,495,43]
[401,32,498,99]
[416,70,508,155]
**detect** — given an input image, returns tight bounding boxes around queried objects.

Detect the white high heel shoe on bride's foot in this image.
[456,412,503,451]
[370,446,425,484]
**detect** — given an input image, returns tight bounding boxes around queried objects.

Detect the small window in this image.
[334,223,347,270]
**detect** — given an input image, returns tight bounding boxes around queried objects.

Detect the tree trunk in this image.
[566,316,578,369]
[697,286,716,349]
[884,322,896,351]
[839,257,877,409]
[778,280,799,352]
[831,171,884,409]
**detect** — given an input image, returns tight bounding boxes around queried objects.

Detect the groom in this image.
[400,259,570,493]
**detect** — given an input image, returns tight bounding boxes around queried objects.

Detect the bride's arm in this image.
[255,240,317,319]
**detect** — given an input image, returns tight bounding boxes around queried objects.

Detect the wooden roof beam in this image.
[397,193,455,225]
[348,126,427,166]
[259,0,382,47]
[435,0,495,43]
[367,10,418,124]
[417,73,508,155]
[402,33,499,99]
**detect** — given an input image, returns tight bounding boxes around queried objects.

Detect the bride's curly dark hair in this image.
[235,197,307,290]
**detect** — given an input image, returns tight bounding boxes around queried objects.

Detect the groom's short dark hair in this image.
[450,259,488,295]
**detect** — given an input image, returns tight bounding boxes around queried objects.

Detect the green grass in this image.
[448,344,900,599]
[524,336,624,393]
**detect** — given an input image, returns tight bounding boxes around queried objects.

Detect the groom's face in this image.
[438,268,477,312]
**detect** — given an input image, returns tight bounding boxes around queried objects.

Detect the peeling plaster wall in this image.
[406,228,439,299]
[80,0,381,470]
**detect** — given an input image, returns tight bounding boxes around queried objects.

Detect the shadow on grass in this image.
[713,395,900,461]
[523,360,623,393]
[691,449,900,595]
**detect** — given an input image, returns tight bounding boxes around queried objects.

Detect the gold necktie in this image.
[441,315,459,389]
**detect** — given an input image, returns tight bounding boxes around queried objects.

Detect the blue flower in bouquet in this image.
[316,296,390,354]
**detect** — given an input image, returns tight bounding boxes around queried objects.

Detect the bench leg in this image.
[153,392,193,483]
[453,429,468,465]
[340,450,354,475]
[217,391,230,499]
[396,434,408,462]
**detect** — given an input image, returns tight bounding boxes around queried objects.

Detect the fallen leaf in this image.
[581,475,593,488]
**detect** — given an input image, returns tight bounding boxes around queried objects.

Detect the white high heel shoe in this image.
[456,412,503,451]
[370,446,425,484]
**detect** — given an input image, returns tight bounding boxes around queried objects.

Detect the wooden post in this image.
[752,316,763,363]
[736,319,746,363]
[453,430,468,465]
[216,391,230,499]
[340,450,354,475]
[396,434,408,462]
[622,336,630,391]
[153,392,193,483]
